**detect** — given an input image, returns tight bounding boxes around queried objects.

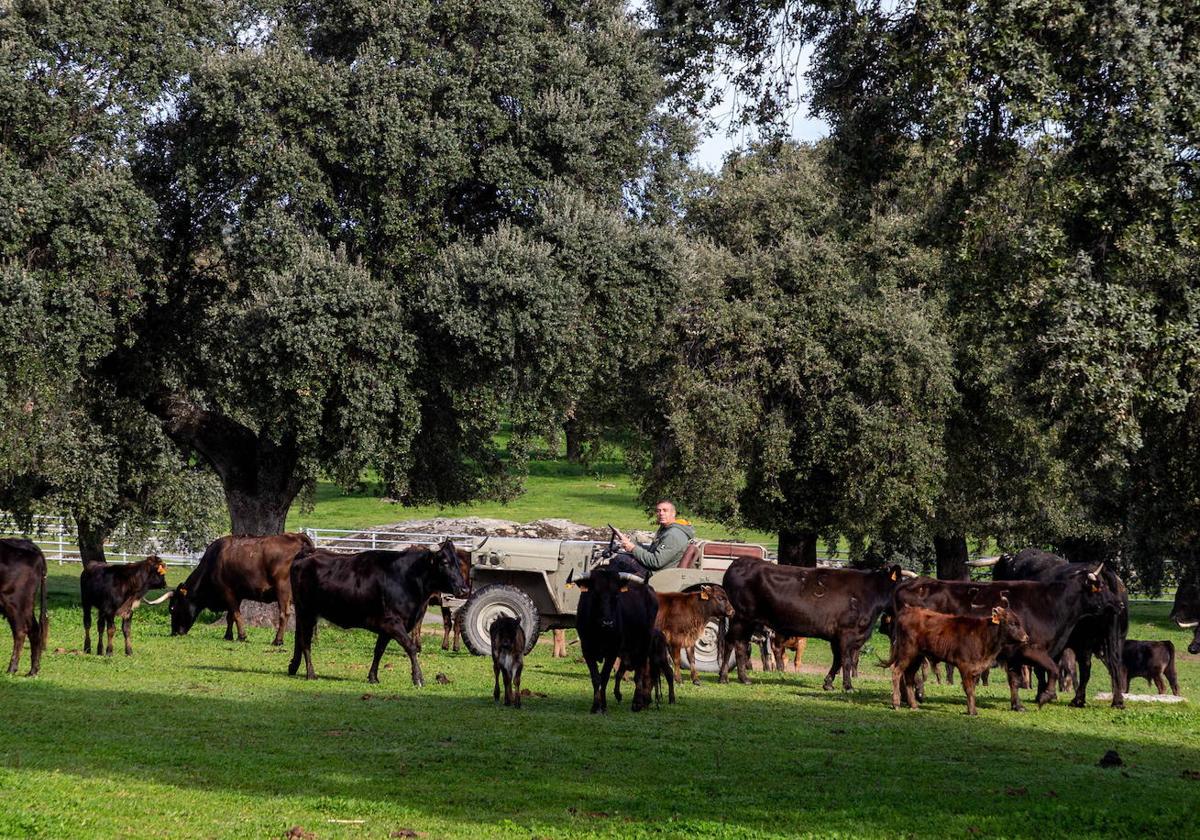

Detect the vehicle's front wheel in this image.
[682,619,724,673]
[459,585,541,657]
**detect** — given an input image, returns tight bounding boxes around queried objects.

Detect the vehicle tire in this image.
[459,585,541,657]
[682,619,724,673]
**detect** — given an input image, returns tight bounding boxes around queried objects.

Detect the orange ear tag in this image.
[620,586,629,593]
[700,592,710,600]
[890,571,898,581]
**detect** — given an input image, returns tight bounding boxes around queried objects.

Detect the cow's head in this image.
[168,585,201,636]
[145,556,168,590]
[992,597,1029,646]
[1170,582,1200,655]
[570,565,642,631]
[435,539,471,598]
[699,584,735,618]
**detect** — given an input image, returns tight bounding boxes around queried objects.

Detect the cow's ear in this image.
[889,566,899,581]
[991,607,1002,624]
[700,591,710,600]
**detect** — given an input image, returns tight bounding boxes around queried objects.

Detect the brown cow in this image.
[889,599,1038,716]
[655,585,735,685]
[0,539,48,676]
[166,533,312,645]
[760,632,808,673]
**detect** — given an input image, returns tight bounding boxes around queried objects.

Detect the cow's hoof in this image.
[1068,697,1086,708]
[271,638,284,647]
[1010,704,1027,712]
[238,637,249,643]
[692,679,701,687]
[822,682,834,691]
[367,675,379,685]
[305,673,317,680]
[1111,700,1125,709]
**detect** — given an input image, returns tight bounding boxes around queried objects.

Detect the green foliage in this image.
[0,2,227,547]
[639,143,955,553]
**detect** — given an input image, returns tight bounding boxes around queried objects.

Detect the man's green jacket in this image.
[630,519,696,571]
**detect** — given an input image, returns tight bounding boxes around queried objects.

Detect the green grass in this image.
[2,564,1198,839]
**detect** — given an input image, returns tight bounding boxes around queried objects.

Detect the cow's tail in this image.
[36,554,49,654]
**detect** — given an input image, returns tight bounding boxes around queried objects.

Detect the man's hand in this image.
[614,528,635,553]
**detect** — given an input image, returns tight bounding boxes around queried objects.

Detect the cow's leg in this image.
[502,666,513,706]
[758,636,771,671]
[585,657,603,713]
[513,661,522,708]
[1070,650,1092,707]
[289,613,317,679]
[231,608,247,642]
[904,661,922,709]
[823,642,843,691]
[1033,666,1055,707]
[94,616,106,657]
[613,658,625,703]
[945,661,954,685]
[891,662,905,709]
[6,616,24,674]
[1152,672,1166,694]
[962,671,978,716]
[272,588,291,646]
[224,611,235,641]
[384,621,424,687]
[83,601,92,654]
[733,636,753,684]
[1167,657,1180,696]
[597,656,615,713]
[839,637,859,691]
[122,617,133,656]
[683,644,698,686]
[794,637,807,671]
[440,606,453,651]
[493,659,501,702]
[1007,665,1026,711]
[552,628,565,658]
[105,619,116,656]
[719,620,750,684]
[367,634,391,684]
[772,636,786,673]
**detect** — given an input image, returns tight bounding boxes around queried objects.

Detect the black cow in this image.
[0,539,48,676]
[1121,640,1180,696]
[288,539,470,685]
[893,566,1115,710]
[167,532,312,645]
[81,556,168,656]
[719,559,910,690]
[1170,582,1200,655]
[970,548,1129,708]
[573,564,663,713]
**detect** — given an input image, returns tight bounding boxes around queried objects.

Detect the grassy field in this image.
[1,564,1198,839]
[283,459,791,549]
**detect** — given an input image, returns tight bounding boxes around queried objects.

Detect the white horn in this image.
[966,556,1001,567]
[899,570,918,579]
[472,536,489,552]
[144,590,175,605]
[618,572,645,583]
[1175,620,1199,628]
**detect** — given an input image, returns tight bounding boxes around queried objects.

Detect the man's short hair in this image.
[655,499,676,510]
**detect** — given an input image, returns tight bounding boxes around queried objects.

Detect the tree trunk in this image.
[564,418,583,463]
[778,528,818,567]
[226,490,292,537]
[76,517,109,566]
[934,534,969,580]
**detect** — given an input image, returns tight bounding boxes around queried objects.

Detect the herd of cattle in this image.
[0,534,1197,717]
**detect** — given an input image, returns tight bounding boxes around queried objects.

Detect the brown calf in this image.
[889,600,1037,716]
[1121,640,1179,696]
[655,585,734,685]
[760,633,808,672]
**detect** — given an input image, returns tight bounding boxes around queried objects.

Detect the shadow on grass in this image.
[2,674,1198,839]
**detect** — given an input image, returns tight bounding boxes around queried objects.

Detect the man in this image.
[611,500,695,579]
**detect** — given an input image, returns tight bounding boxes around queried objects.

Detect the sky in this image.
[688,46,830,173]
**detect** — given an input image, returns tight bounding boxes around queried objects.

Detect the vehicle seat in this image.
[678,542,700,569]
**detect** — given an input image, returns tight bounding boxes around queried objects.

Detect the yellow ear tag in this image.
[890,571,898,581]
[620,586,629,593]
[991,613,1001,624]
[179,586,188,596]
[700,591,710,600]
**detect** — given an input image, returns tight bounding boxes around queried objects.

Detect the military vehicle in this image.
[451,532,771,671]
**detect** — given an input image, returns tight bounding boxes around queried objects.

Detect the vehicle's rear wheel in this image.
[460,585,541,656]
[682,619,723,673]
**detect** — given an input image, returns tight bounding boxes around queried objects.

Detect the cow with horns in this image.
[0,538,48,676]
[967,549,1128,708]
[719,559,916,691]
[162,532,312,645]
[571,563,669,713]
[288,538,475,685]
[81,555,169,656]
[1170,581,1200,656]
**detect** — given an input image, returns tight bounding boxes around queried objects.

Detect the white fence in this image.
[0,514,206,566]
[302,527,481,553]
